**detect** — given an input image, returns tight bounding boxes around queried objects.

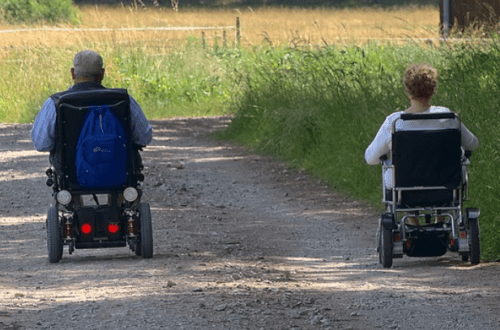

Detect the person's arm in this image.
[461,123,479,151]
[30,98,57,151]
[365,115,393,165]
[129,96,153,147]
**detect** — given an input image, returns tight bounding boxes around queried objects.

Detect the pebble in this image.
[214,304,227,311]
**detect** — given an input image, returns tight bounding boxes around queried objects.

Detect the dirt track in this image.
[0,117,499,330]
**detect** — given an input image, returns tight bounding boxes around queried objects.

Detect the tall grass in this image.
[220,41,500,261]
[0,41,242,122]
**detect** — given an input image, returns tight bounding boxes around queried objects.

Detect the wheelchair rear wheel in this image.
[379,224,393,268]
[469,218,480,265]
[137,203,153,259]
[47,207,63,263]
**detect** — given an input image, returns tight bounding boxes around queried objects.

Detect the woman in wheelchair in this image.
[364,63,480,267]
[365,63,479,188]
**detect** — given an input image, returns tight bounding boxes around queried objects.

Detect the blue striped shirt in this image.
[31,90,152,151]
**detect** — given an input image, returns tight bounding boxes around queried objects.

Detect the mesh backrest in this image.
[392,129,462,189]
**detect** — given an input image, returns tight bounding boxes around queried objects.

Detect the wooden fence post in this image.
[223,30,227,48]
[236,17,241,47]
[201,31,206,49]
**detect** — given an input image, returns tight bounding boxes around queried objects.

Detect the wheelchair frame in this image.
[377,112,480,268]
[44,88,153,263]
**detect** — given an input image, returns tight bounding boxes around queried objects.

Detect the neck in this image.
[73,78,101,84]
[405,97,431,113]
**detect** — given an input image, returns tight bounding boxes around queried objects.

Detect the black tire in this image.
[134,239,142,256]
[469,218,480,265]
[376,226,382,263]
[138,203,153,259]
[461,254,469,262]
[380,224,393,268]
[47,207,63,263]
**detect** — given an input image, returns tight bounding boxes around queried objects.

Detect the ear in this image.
[98,68,105,82]
[71,68,76,80]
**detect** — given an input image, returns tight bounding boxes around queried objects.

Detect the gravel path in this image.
[0,117,499,330]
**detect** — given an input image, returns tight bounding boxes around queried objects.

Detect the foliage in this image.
[219,42,500,261]
[0,0,78,23]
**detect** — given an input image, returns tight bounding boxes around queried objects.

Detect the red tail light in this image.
[81,223,92,234]
[108,224,120,234]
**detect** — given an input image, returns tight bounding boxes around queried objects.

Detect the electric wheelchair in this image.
[44,89,152,263]
[377,112,480,268]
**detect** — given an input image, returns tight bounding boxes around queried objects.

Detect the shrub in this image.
[0,0,78,24]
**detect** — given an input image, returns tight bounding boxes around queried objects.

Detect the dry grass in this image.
[0,5,439,52]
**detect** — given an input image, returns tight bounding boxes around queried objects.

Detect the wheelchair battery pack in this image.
[75,206,126,249]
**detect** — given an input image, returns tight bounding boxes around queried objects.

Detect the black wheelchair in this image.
[377,112,480,268]
[44,88,153,263]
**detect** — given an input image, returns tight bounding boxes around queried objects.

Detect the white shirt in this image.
[365,106,479,187]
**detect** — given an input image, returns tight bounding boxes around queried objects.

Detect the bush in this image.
[0,0,78,24]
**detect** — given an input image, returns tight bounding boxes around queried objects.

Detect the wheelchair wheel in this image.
[469,218,480,265]
[380,224,393,268]
[47,207,63,263]
[138,203,153,259]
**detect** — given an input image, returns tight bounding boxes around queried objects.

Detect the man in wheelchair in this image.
[31,50,153,263]
[365,63,480,268]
